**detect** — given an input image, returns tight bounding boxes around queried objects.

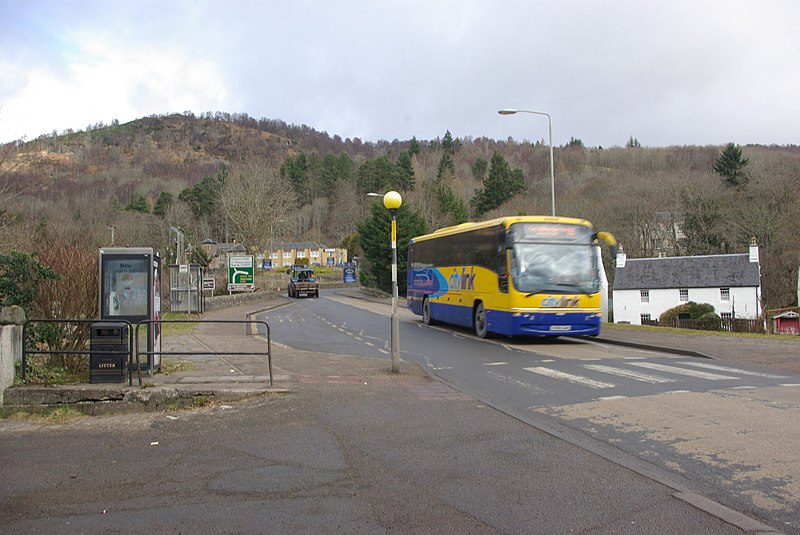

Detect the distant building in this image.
[653,211,685,256]
[197,239,348,271]
[199,239,247,270]
[266,242,347,269]
[612,240,762,325]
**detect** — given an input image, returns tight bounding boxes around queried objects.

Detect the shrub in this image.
[659,302,716,322]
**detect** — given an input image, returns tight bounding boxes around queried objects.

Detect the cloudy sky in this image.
[1,0,798,148]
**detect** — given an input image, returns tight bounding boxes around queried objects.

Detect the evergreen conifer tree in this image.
[714,142,750,189]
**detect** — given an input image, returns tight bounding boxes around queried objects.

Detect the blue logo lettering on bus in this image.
[410,268,448,297]
[541,296,581,308]
[448,267,476,291]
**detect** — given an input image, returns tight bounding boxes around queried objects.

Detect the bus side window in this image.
[497,231,509,293]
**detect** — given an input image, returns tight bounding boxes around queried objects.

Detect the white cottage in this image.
[612,241,762,325]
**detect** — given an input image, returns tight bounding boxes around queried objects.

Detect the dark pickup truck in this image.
[287,266,320,298]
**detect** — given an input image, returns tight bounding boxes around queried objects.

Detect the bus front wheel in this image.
[474,302,489,338]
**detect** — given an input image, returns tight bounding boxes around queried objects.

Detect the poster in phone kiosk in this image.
[99,247,162,373]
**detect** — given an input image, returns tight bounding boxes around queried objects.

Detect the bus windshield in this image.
[509,223,599,295]
[511,243,598,295]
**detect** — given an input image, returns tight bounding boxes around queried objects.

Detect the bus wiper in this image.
[525,290,545,297]
[551,283,594,295]
[524,284,594,297]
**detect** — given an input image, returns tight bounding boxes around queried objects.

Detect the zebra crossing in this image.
[522,358,793,393]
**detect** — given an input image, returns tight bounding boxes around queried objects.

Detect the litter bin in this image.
[90,322,129,384]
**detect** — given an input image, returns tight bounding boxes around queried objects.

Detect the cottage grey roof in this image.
[613,254,760,290]
[215,242,247,253]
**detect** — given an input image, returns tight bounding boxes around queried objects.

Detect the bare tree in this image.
[219,161,297,253]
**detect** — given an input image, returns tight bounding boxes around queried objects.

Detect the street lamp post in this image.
[269,219,284,288]
[170,226,185,264]
[385,191,402,373]
[369,191,403,373]
[498,108,556,216]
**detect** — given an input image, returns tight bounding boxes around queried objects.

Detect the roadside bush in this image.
[659,302,716,322]
[27,243,99,377]
[0,251,59,308]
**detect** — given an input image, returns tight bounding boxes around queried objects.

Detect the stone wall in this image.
[204,290,280,311]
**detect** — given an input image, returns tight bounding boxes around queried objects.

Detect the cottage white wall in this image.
[727,287,761,318]
[613,286,761,325]
[612,289,644,324]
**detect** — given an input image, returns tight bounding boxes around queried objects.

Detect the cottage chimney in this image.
[616,244,626,268]
[749,237,759,263]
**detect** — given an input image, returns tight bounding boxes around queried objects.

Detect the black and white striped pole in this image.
[383,191,402,373]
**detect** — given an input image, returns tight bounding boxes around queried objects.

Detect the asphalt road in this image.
[0,374,750,534]
[259,289,800,533]
[0,289,794,533]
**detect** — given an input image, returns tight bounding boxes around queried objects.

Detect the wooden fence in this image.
[642,318,765,334]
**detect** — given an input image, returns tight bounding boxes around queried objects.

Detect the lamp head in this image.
[383,191,402,210]
[498,109,518,115]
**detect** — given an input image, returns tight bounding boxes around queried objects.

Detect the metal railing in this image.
[20,318,272,387]
[134,319,273,387]
[21,318,134,384]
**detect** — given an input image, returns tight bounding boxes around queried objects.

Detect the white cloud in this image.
[0,31,234,141]
[2,0,799,147]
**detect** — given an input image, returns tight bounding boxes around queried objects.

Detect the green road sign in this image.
[227,255,255,292]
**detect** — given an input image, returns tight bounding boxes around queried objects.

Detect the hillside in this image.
[1,112,799,309]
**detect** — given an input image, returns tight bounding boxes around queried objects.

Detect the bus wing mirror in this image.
[594,231,619,257]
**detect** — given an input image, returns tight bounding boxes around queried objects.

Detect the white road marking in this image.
[584,364,674,384]
[598,395,627,401]
[630,362,739,380]
[524,367,615,389]
[681,361,790,379]
[483,362,508,366]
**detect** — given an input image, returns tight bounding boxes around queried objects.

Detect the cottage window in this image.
[679,289,689,302]
[640,314,652,323]
[721,312,733,319]
[283,251,292,259]
[311,250,320,258]
[640,290,650,303]
[720,288,730,301]
[297,251,307,258]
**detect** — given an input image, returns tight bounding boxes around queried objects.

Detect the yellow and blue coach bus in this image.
[406,216,617,338]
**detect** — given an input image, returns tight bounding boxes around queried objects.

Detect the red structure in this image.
[771,310,800,335]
